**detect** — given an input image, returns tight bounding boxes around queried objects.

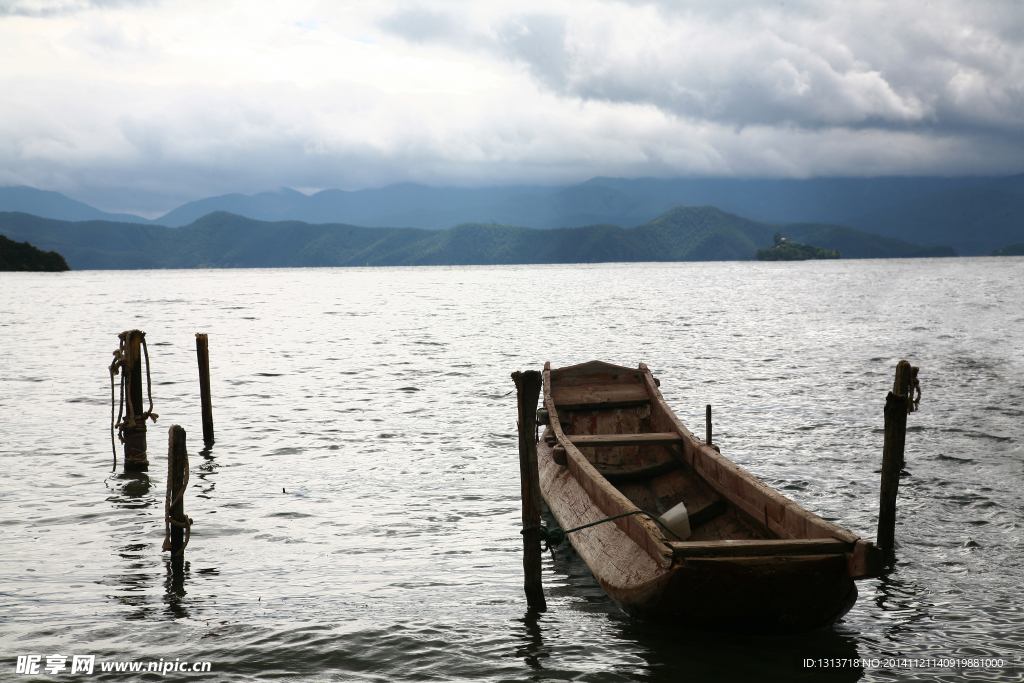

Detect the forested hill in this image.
[0,234,70,271]
[5,176,1023,255]
[0,206,954,270]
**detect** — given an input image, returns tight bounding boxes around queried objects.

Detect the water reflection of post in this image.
[514,612,548,673]
[105,471,157,620]
[164,559,190,620]
[873,570,928,644]
[196,443,218,496]
[110,471,153,505]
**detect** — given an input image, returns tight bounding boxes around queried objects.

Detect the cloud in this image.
[0,0,155,17]
[377,7,462,44]
[497,14,570,91]
[381,1,1024,133]
[1,1,1023,214]
[62,18,159,60]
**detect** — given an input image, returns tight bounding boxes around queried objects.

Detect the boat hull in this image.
[604,554,858,633]
[539,437,858,633]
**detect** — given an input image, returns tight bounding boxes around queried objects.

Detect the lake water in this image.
[1,259,1022,682]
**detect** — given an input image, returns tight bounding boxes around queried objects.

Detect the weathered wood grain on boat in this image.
[537,360,882,633]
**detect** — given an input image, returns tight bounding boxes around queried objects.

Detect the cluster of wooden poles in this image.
[114,330,216,563]
[513,360,920,611]
[111,338,920,585]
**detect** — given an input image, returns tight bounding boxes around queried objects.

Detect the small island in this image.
[0,234,70,271]
[990,243,1024,256]
[757,232,840,261]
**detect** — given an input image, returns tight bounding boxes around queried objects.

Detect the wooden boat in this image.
[537,360,882,633]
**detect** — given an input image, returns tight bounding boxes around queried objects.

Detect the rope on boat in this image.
[522,509,686,552]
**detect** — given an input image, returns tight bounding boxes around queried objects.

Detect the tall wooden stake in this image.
[513,370,546,612]
[195,333,214,444]
[877,360,917,554]
[706,404,712,445]
[166,425,190,564]
[122,330,148,471]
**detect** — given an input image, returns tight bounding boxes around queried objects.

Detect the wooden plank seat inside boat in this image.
[566,433,686,447]
[553,403,743,538]
[553,427,755,541]
[550,383,649,409]
[617,459,767,543]
[685,497,728,530]
[555,406,738,535]
[562,432,689,485]
[669,538,853,558]
[589,458,681,484]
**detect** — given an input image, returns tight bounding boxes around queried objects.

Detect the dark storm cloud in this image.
[379,2,1024,139]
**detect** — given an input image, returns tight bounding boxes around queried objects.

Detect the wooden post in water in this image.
[121,330,148,471]
[877,360,918,554]
[195,333,214,444]
[165,425,191,563]
[706,404,712,446]
[513,370,546,612]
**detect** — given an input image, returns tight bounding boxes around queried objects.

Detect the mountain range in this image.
[0,206,954,270]
[3,174,1022,256]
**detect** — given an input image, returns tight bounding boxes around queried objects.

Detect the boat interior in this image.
[547,364,771,543]
[541,359,878,585]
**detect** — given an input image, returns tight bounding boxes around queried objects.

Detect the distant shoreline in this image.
[0,206,957,271]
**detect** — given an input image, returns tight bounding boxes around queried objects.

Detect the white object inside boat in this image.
[660,501,692,540]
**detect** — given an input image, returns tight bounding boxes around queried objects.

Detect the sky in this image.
[1,0,1023,216]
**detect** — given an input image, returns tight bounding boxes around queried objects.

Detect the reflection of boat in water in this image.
[538,360,881,633]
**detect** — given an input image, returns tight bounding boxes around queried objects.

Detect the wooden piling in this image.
[165,425,191,563]
[121,330,148,471]
[706,404,712,446]
[195,333,214,444]
[877,360,917,554]
[513,370,546,612]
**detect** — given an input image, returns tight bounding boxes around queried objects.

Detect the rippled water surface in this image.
[1,259,1022,682]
